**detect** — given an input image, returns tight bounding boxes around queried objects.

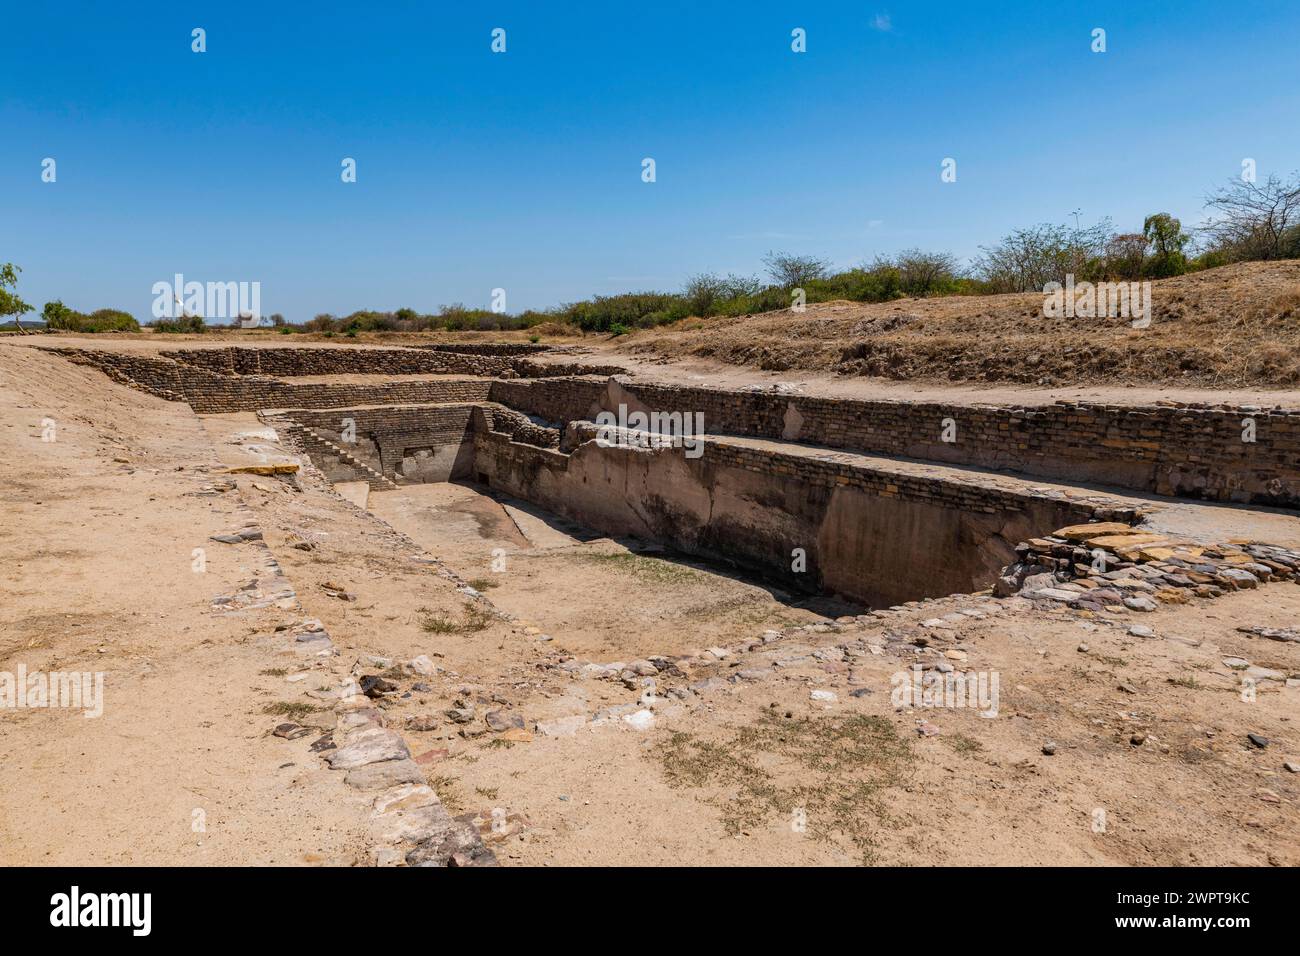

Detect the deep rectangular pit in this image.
[275,400,1140,607]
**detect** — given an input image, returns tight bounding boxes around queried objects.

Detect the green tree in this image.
[0,263,34,333]
[1142,213,1190,277]
[42,299,78,329]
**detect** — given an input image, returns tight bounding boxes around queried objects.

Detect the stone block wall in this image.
[491,377,1300,508]
[281,404,485,480]
[54,348,494,413]
[162,346,512,377]
[474,423,1136,606]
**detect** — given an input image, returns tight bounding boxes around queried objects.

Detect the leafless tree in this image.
[762,251,831,288]
[1202,172,1300,261]
[893,248,961,296]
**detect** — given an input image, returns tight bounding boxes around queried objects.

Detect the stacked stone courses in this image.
[51,348,1300,507]
[492,377,1300,507]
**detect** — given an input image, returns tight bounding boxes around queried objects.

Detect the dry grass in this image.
[418,602,495,634]
[620,260,1300,388]
[654,711,912,863]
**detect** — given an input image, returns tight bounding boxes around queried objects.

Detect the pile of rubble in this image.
[996,521,1300,612]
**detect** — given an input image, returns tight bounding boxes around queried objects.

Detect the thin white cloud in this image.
[871,13,892,32]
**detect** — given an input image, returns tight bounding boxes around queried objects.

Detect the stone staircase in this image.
[267,416,397,490]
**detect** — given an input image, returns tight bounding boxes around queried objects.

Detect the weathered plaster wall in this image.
[472,424,1128,606]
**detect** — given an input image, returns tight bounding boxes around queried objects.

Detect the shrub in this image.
[149,315,205,333]
[45,301,142,332]
[762,251,832,287]
[973,219,1113,292]
[87,309,140,332]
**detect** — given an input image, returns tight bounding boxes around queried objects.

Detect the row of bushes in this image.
[41,300,140,333]
[11,171,1297,336]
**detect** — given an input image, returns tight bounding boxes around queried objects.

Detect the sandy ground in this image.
[0,348,369,864]
[367,482,830,661]
[3,342,1298,867]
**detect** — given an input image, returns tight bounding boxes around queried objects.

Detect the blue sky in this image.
[2,1,1297,320]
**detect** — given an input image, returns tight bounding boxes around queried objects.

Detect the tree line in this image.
[4,170,1298,334]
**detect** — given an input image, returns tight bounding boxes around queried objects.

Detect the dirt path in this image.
[0,348,367,865]
[533,346,1300,409]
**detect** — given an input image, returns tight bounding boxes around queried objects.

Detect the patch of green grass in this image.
[262,700,319,720]
[653,712,912,864]
[568,551,703,585]
[945,733,984,754]
[428,774,463,811]
[418,603,495,634]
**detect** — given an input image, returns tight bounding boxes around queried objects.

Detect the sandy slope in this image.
[0,348,367,864]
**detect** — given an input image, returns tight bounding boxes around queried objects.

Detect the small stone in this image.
[359,675,398,698]
[445,708,475,724]
[273,723,310,740]
[917,721,940,737]
[1282,760,1300,773]
[1041,741,1058,756]
[406,714,440,732]
[405,655,436,676]
[345,758,424,790]
[325,729,411,769]
[1123,596,1157,612]
[1127,625,1155,638]
[810,689,837,702]
[1130,732,1146,746]
[535,714,586,738]
[622,709,655,730]
[374,783,438,815]
[1247,733,1269,749]
[485,710,524,731]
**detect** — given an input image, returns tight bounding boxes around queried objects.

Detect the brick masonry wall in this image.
[281,404,483,476]
[54,348,493,413]
[161,346,510,376]
[57,347,1300,508]
[475,422,1135,605]
[412,343,552,356]
[492,377,1300,508]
